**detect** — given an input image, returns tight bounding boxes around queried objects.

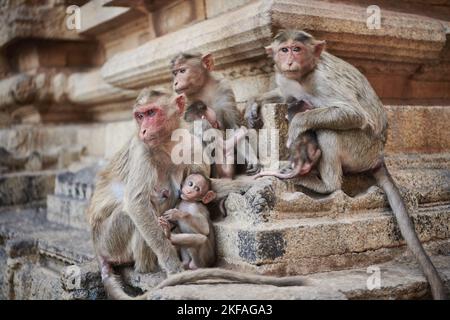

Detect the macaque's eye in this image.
[172,70,178,76]
[147,109,156,117]
[280,47,289,53]
[179,68,186,74]
[292,47,301,52]
[188,181,193,187]
[136,113,144,120]
[195,186,200,192]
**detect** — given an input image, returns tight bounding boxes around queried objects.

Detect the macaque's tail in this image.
[373,165,447,300]
[103,274,146,300]
[254,164,301,180]
[155,268,308,289]
[103,267,307,299]
[101,260,146,300]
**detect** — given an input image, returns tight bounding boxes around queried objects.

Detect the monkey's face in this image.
[134,95,185,147]
[172,60,207,96]
[181,174,209,201]
[273,40,316,80]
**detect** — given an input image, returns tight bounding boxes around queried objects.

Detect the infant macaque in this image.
[158,173,216,270]
[185,100,249,179]
[184,100,221,129]
[255,98,321,179]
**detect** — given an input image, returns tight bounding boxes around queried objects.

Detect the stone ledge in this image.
[0,70,138,111]
[216,204,450,273]
[0,2,84,49]
[79,0,143,36]
[101,0,447,90]
[101,0,272,89]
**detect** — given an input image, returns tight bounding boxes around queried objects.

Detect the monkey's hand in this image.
[158,217,172,239]
[244,99,264,129]
[163,208,188,222]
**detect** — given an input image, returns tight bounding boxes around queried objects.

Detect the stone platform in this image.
[0,206,449,300]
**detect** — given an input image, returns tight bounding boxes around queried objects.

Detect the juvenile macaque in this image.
[88,88,304,300]
[158,173,216,270]
[172,52,260,175]
[185,100,250,179]
[254,30,446,299]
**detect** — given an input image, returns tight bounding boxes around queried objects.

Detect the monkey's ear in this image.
[175,94,186,115]
[202,54,214,71]
[313,40,326,58]
[265,45,273,56]
[202,190,216,204]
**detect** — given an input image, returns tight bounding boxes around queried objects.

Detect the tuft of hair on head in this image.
[134,87,171,108]
[170,52,202,68]
[272,29,315,46]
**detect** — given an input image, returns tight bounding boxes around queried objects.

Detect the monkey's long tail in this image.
[105,268,307,300]
[103,274,147,300]
[100,258,147,300]
[373,165,447,300]
[155,268,308,289]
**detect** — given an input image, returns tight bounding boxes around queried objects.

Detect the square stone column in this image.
[258,103,289,170]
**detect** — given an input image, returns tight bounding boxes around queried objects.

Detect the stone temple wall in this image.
[0,0,449,299]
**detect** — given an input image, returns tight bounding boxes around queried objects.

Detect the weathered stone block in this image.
[385,106,450,154]
[205,0,253,18]
[259,103,289,170]
[152,0,206,36]
[0,171,55,206]
[215,204,450,275]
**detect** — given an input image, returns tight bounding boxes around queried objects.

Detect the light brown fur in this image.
[172,52,260,176]
[88,89,305,300]
[255,30,446,299]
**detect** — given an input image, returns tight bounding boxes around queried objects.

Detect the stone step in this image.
[145,256,450,300]
[1,205,449,299]
[215,202,450,275]
[270,167,450,220]
[0,206,100,299]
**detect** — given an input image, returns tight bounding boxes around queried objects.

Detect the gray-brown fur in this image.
[171,52,242,129]
[257,29,446,299]
[88,89,302,300]
[172,52,260,176]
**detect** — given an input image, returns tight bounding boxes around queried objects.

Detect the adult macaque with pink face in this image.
[87,88,306,300]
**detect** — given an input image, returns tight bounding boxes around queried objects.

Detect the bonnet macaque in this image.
[252,29,446,299]
[159,173,216,270]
